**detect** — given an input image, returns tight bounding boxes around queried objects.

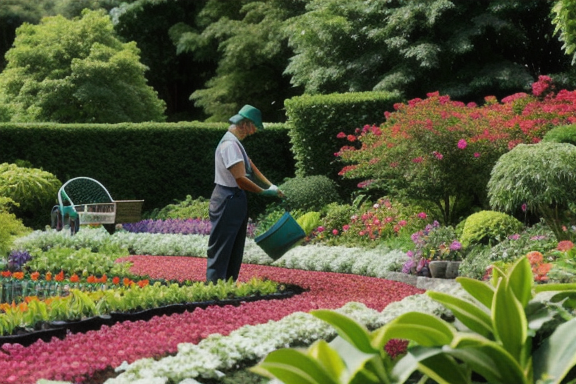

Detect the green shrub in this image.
[148,195,210,220]
[279,175,342,212]
[0,197,30,258]
[319,203,355,234]
[459,210,524,247]
[458,245,492,280]
[488,142,576,241]
[489,222,558,264]
[0,163,61,229]
[296,211,321,236]
[542,124,576,146]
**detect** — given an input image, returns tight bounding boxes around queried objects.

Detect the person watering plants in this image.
[206,104,283,283]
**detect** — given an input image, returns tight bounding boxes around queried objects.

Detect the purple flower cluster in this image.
[122,219,257,237]
[122,219,212,235]
[8,250,32,271]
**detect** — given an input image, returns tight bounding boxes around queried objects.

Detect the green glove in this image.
[260,187,279,197]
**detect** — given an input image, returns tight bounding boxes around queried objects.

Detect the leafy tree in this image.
[285,0,574,102]
[172,0,307,122]
[0,9,166,123]
[551,0,576,64]
[0,0,47,71]
[52,0,123,19]
[111,0,209,121]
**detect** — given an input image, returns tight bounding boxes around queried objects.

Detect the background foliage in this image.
[0,9,165,123]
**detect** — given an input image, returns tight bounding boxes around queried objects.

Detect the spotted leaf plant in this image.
[252,256,576,384]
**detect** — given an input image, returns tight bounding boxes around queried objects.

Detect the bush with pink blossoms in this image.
[337,77,576,225]
[311,197,431,248]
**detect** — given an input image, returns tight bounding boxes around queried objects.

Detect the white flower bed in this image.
[105,284,462,384]
[15,228,409,276]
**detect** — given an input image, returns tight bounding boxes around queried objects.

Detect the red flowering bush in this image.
[337,76,576,224]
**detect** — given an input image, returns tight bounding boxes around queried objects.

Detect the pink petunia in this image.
[457,139,467,149]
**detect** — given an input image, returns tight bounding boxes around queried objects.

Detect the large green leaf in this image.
[411,347,471,384]
[507,257,534,307]
[445,334,528,384]
[427,291,493,338]
[533,317,576,384]
[534,283,576,293]
[312,310,376,354]
[371,312,455,348]
[456,277,494,308]
[250,347,339,384]
[525,301,557,333]
[308,339,346,382]
[329,337,388,384]
[491,278,528,363]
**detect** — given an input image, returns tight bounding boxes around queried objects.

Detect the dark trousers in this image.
[206,184,248,283]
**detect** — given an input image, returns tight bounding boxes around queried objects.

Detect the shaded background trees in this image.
[1,0,576,122]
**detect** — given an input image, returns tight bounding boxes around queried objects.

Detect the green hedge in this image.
[0,122,295,219]
[284,91,403,198]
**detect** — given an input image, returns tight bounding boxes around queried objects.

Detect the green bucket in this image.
[255,211,306,260]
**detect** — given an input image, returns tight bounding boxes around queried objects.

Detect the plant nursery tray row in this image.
[0,289,302,347]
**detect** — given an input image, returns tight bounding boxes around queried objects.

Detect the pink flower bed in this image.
[0,256,422,384]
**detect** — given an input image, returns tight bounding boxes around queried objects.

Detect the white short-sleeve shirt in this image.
[214,131,247,187]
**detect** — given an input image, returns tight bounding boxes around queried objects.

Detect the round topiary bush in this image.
[279,175,342,212]
[542,124,576,146]
[459,210,524,247]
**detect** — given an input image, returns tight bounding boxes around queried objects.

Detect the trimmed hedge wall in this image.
[0,122,295,219]
[284,91,404,197]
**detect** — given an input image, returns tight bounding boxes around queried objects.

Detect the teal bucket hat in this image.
[229,104,264,130]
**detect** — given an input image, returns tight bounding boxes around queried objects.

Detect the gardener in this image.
[206,104,283,283]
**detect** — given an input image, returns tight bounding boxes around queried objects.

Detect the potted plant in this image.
[407,223,464,278]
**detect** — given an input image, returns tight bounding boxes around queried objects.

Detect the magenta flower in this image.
[412,157,423,163]
[336,132,346,139]
[417,212,427,219]
[332,229,339,235]
[449,241,462,251]
[521,203,527,212]
[433,151,443,160]
[342,224,350,231]
[474,152,481,158]
[457,139,467,149]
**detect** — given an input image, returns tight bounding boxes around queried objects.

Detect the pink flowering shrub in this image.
[311,197,431,247]
[337,76,576,224]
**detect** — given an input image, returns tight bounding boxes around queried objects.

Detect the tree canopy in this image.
[0,9,165,123]
[171,0,307,122]
[285,0,573,102]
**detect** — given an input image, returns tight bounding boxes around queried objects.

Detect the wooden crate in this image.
[76,203,116,225]
[114,200,144,223]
